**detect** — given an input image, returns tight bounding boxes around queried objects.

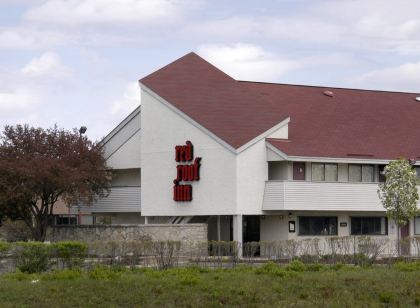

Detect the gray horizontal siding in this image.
[78,186,141,213]
[263,181,420,211]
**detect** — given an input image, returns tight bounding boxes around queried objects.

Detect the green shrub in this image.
[331,263,346,271]
[50,241,88,269]
[15,242,51,273]
[297,254,320,264]
[178,272,200,285]
[4,270,34,281]
[0,241,11,256]
[88,264,122,280]
[42,268,82,280]
[230,264,253,273]
[379,291,394,303]
[144,268,166,279]
[255,262,286,277]
[394,261,420,272]
[166,266,208,276]
[286,259,306,272]
[305,263,325,272]
[321,254,353,264]
[352,253,371,267]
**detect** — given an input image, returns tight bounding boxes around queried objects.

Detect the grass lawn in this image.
[0,262,419,307]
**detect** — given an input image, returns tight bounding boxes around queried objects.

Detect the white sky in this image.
[0,0,419,141]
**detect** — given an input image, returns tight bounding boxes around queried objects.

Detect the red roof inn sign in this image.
[173,141,201,201]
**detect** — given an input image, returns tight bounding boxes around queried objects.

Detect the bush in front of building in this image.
[208,241,239,257]
[0,240,11,256]
[88,264,125,280]
[42,268,83,280]
[393,260,420,271]
[50,241,88,269]
[255,262,287,277]
[305,263,326,272]
[286,259,306,272]
[151,240,181,270]
[15,242,51,273]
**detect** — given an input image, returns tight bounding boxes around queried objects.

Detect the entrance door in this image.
[243,216,260,242]
[293,162,306,180]
[401,223,410,255]
[243,216,260,257]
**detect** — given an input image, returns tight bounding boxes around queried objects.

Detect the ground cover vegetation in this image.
[0,240,419,307]
[0,261,419,307]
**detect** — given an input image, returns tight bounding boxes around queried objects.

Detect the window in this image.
[351,217,388,235]
[55,215,78,225]
[379,165,386,182]
[298,216,337,236]
[325,164,338,181]
[349,165,374,182]
[311,163,338,182]
[80,215,95,225]
[415,167,420,180]
[312,163,324,181]
[415,217,420,235]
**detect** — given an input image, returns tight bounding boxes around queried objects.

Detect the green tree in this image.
[0,124,112,241]
[378,158,419,255]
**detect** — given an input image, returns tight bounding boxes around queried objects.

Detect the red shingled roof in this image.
[140,52,420,160]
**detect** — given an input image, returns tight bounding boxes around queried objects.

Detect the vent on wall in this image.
[323,90,334,97]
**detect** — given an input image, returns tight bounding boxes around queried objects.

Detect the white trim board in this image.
[101,105,141,147]
[265,141,420,165]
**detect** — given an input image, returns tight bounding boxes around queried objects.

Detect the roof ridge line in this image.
[238,80,420,95]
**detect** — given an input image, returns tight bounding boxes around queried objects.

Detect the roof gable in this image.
[140,52,289,149]
[140,52,420,160]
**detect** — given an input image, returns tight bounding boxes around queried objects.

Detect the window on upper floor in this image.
[311,163,338,182]
[415,217,420,235]
[349,164,374,182]
[415,167,420,180]
[298,216,338,236]
[350,217,388,235]
[379,165,386,182]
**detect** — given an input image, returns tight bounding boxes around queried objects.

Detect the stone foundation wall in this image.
[46,224,207,243]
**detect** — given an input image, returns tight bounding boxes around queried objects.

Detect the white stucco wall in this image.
[236,125,288,215]
[104,110,141,169]
[140,89,237,216]
[260,215,289,241]
[106,130,141,169]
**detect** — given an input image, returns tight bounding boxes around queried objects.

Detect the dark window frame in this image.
[311,163,338,182]
[350,216,388,235]
[54,215,78,226]
[298,216,338,236]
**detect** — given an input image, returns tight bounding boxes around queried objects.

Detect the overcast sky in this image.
[0,0,419,141]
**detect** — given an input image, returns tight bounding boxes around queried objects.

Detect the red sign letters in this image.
[173,141,201,202]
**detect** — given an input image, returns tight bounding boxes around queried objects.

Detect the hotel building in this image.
[75,52,420,248]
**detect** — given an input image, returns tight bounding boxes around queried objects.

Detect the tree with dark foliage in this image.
[0,125,111,241]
